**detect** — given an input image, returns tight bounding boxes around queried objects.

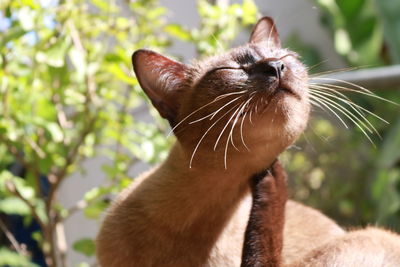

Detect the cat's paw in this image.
[251,159,288,211]
[242,160,288,267]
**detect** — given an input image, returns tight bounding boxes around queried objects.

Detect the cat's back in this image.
[291,227,400,267]
[283,201,345,265]
[97,170,345,267]
[208,198,346,267]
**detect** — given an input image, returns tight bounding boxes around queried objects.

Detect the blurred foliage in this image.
[0,0,260,266]
[0,247,39,267]
[0,0,172,265]
[281,0,400,230]
[165,0,257,56]
[1,0,400,266]
[315,0,384,66]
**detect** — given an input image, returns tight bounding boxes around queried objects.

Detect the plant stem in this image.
[0,218,26,255]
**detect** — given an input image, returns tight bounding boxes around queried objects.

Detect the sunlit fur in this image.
[173,43,310,170]
[96,17,315,267]
[96,16,400,267]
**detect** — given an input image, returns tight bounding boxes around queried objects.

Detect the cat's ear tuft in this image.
[132,49,187,126]
[249,17,281,48]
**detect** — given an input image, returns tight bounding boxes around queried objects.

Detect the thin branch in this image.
[67,20,86,55]
[55,222,68,267]
[1,138,28,168]
[5,180,46,231]
[1,136,44,198]
[209,0,229,6]
[64,199,89,220]
[51,93,72,130]
[111,85,132,181]
[25,136,46,159]
[0,217,26,255]
[1,53,9,119]
[46,116,97,215]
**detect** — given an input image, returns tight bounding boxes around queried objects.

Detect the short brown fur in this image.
[96,16,400,267]
[241,160,287,267]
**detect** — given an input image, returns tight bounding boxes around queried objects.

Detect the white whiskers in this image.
[189,103,241,168]
[168,90,247,137]
[308,73,398,146]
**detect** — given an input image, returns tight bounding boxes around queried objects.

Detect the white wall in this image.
[59,0,344,265]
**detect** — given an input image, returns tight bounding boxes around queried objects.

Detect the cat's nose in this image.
[250,60,285,79]
[268,60,285,78]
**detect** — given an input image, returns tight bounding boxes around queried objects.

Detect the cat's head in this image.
[132,17,310,169]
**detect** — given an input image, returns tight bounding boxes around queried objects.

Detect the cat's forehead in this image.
[229,43,290,63]
[190,43,293,77]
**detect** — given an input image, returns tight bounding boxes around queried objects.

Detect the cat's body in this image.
[241,160,400,267]
[97,148,400,267]
[97,17,400,266]
[97,157,344,267]
[97,16,312,266]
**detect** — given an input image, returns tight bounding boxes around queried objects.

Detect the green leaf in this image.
[72,238,96,257]
[31,231,43,244]
[83,200,108,219]
[0,171,48,223]
[36,37,71,67]
[0,171,34,200]
[378,117,400,168]
[83,186,110,202]
[334,28,352,55]
[242,0,258,25]
[91,0,112,11]
[0,197,30,215]
[0,248,39,267]
[374,0,400,63]
[164,24,191,41]
[104,53,124,63]
[69,47,87,80]
[0,26,26,47]
[20,0,40,9]
[18,6,36,30]
[315,0,384,65]
[46,122,64,143]
[107,64,137,85]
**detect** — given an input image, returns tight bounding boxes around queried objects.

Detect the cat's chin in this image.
[274,87,301,100]
[254,93,310,148]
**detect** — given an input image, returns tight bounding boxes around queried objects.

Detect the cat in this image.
[96,17,349,266]
[234,18,400,267]
[241,159,400,267]
[241,159,288,267]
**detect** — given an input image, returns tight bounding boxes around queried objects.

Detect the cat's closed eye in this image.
[205,66,248,80]
[212,66,246,73]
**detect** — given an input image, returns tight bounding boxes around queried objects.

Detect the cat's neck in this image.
[138,142,277,232]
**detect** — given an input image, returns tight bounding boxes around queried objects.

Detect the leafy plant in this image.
[285,0,400,229]
[0,0,171,265]
[1,0,400,266]
[166,0,258,56]
[0,0,260,265]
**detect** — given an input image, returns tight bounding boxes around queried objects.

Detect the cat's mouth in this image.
[259,78,301,100]
[276,87,295,96]
[234,88,292,118]
[274,86,300,99]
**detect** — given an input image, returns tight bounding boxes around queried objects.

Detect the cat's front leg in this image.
[241,160,288,267]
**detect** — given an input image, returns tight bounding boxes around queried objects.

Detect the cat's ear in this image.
[132,49,187,126]
[249,17,281,48]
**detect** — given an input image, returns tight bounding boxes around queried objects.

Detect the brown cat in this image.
[96,17,346,266]
[242,163,400,267]
[235,19,400,267]
[241,159,287,267]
